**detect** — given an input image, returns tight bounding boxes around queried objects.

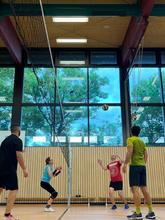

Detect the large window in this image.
[57,68,87,103]
[23,68,54,103]
[21,106,53,146]
[89,68,120,103]
[0,68,14,135]
[22,66,122,147]
[55,106,88,145]
[129,67,165,145]
[0,107,12,130]
[2,50,165,147]
[89,67,122,146]
[131,106,164,144]
[129,68,162,103]
[90,106,122,146]
[0,68,14,103]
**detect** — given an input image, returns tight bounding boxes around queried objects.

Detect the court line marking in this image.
[57,207,69,220]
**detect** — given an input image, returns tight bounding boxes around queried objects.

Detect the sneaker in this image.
[124,204,129,209]
[145,212,156,219]
[44,206,55,212]
[127,212,143,220]
[4,214,19,220]
[111,204,117,210]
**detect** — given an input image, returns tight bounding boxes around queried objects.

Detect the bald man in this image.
[0,125,28,220]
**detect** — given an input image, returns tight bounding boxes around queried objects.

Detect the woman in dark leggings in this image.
[40,157,62,212]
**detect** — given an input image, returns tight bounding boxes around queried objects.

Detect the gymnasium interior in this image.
[0,0,165,219]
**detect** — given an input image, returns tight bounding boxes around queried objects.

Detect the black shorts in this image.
[129,165,146,187]
[40,181,56,195]
[109,181,123,191]
[0,173,18,190]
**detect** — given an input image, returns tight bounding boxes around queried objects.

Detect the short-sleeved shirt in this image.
[127,136,147,166]
[41,164,54,183]
[107,160,123,182]
[0,134,23,175]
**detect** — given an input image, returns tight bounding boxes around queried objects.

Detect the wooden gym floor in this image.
[0,204,164,220]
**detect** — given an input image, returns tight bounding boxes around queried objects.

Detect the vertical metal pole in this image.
[159,67,165,142]
[105,197,108,206]
[53,67,57,146]
[67,139,72,207]
[87,67,90,146]
[88,198,90,207]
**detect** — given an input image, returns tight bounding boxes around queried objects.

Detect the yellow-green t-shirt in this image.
[127,136,147,166]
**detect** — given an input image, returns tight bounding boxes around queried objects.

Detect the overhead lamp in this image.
[56,38,87,44]
[65,110,83,113]
[53,17,89,23]
[60,60,85,65]
[62,77,85,80]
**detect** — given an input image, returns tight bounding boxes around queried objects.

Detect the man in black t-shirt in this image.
[0,125,28,220]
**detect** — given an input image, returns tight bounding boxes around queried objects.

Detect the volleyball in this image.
[102,104,109,111]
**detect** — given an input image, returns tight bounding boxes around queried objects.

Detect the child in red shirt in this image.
[98,155,129,210]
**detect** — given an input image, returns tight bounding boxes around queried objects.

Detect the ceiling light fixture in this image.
[60,61,85,65]
[56,38,87,44]
[52,17,89,23]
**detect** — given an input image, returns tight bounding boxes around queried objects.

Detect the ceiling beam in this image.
[0,3,159,17]
[0,17,22,64]
[141,0,154,16]
[121,0,154,68]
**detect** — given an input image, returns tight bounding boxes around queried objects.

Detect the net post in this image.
[105,197,108,206]
[88,198,90,207]
[66,136,72,207]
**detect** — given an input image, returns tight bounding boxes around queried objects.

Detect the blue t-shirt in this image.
[41,165,54,183]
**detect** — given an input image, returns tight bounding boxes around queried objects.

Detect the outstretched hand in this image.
[115,154,120,159]
[56,166,62,171]
[97,159,102,165]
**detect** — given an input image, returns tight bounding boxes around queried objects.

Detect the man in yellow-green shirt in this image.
[123,125,156,220]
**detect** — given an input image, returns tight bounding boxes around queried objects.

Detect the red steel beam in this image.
[0,17,22,64]
[141,0,155,17]
[121,0,154,67]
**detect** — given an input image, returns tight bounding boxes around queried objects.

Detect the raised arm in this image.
[116,155,124,163]
[97,159,107,171]
[53,166,62,176]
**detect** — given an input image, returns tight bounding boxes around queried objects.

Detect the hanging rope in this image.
[131,37,144,121]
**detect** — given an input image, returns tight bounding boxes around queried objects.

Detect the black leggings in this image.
[40,181,58,199]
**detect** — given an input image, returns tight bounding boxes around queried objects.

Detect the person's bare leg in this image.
[131,186,141,214]
[5,190,17,215]
[0,188,3,201]
[140,186,153,213]
[47,198,53,206]
[0,188,3,194]
[118,190,127,204]
[109,188,115,205]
